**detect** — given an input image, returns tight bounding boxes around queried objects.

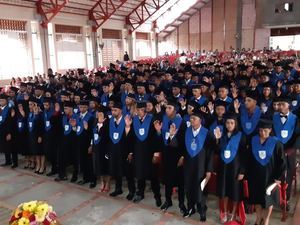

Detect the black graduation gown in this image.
[92,121,109,176]
[183,130,215,207]
[28,112,44,156]
[160,122,186,187]
[16,114,29,156]
[107,118,130,178]
[216,133,246,201]
[0,106,13,154]
[60,114,78,167]
[43,111,62,162]
[248,138,286,208]
[130,118,157,180]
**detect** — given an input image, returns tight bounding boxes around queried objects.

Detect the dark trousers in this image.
[165,180,185,205]
[286,151,296,201]
[137,178,161,199]
[3,140,18,166]
[115,176,136,193]
[79,145,94,182]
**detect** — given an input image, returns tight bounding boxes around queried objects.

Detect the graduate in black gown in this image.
[107,102,135,199]
[126,102,161,206]
[16,100,30,168]
[272,96,300,208]
[248,119,286,225]
[76,100,96,188]
[0,93,15,167]
[55,101,78,182]
[153,99,187,216]
[27,97,44,174]
[214,113,246,223]
[92,105,110,193]
[43,97,62,176]
[183,108,215,222]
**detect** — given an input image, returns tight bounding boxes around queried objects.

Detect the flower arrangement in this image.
[9,201,59,225]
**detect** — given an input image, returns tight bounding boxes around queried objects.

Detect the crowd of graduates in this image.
[0,48,300,225]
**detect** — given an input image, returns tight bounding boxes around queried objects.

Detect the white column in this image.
[84,26,94,70]
[97,28,103,67]
[31,21,44,75]
[47,23,57,72]
[25,20,34,76]
[128,31,136,60]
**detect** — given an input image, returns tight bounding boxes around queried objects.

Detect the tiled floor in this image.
[0,158,297,225]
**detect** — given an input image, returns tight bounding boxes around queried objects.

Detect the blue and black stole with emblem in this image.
[251,135,277,166]
[240,105,261,135]
[220,131,242,164]
[273,112,297,144]
[109,116,126,144]
[185,126,208,158]
[133,114,152,142]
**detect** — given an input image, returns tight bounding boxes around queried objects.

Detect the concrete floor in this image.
[0,157,297,225]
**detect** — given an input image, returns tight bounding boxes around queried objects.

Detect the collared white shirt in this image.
[0,105,7,111]
[80,111,88,119]
[114,116,123,125]
[192,126,201,137]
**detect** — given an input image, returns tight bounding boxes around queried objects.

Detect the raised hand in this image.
[125,115,132,127]
[214,126,222,139]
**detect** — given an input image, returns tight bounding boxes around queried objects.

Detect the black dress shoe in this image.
[126,192,135,201]
[89,182,96,189]
[109,190,123,197]
[155,197,162,207]
[70,176,78,183]
[199,206,207,222]
[11,165,18,169]
[160,201,172,211]
[133,195,144,203]
[179,204,188,218]
[77,180,89,185]
[186,207,196,218]
[55,176,68,182]
[46,171,57,177]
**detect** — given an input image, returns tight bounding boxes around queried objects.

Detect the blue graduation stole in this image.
[209,120,224,134]
[121,92,127,106]
[133,114,152,141]
[273,112,297,144]
[17,118,25,132]
[44,109,54,132]
[93,127,101,145]
[251,135,277,166]
[162,114,182,145]
[240,105,261,135]
[109,116,126,144]
[122,106,131,116]
[291,95,300,111]
[136,94,149,102]
[73,106,79,114]
[183,114,191,128]
[63,114,77,136]
[185,126,208,158]
[101,93,108,107]
[0,106,9,125]
[220,132,242,164]
[192,96,207,106]
[28,112,36,133]
[76,112,92,135]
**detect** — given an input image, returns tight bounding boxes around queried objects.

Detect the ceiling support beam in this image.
[126,0,170,34]
[89,0,128,32]
[36,0,67,28]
